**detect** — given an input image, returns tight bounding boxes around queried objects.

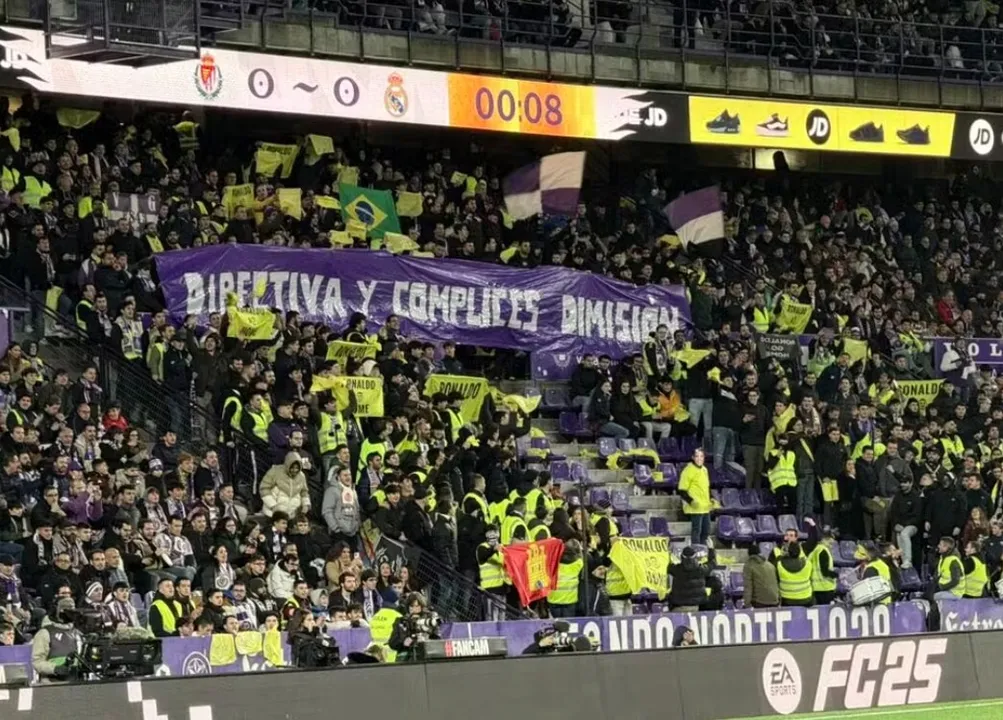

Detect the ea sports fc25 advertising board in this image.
[0,24,999,159]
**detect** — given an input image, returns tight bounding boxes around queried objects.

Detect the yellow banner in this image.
[776,296,813,334]
[337,165,359,186]
[843,337,870,366]
[424,374,489,423]
[609,537,670,599]
[227,307,276,340]
[384,231,419,254]
[329,230,352,247]
[396,191,424,218]
[304,134,334,166]
[345,376,384,417]
[277,188,302,219]
[688,95,955,158]
[256,142,299,178]
[326,340,379,363]
[895,379,944,409]
[490,387,541,415]
[222,183,253,218]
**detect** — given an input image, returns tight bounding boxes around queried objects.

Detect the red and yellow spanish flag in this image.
[502,538,564,606]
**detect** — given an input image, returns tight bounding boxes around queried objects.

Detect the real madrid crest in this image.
[384,72,408,118]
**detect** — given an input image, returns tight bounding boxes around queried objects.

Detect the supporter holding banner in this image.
[344,376,384,417]
[608,537,670,599]
[895,379,944,409]
[775,296,814,334]
[425,374,489,422]
[222,184,254,218]
[502,538,564,605]
[326,339,379,363]
[226,306,277,341]
[155,246,691,358]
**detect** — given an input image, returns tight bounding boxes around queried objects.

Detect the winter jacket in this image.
[667,556,708,607]
[856,458,880,498]
[321,475,361,536]
[711,385,743,431]
[431,512,459,568]
[876,454,913,496]
[739,403,768,446]
[743,554,780,607]
[402,501,434,552]
[259,452,311,518]
[925,486,967,537]
[889,488,924,529]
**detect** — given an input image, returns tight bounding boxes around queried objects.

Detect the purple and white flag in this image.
[665,185,725,250]
[503,151,586,221]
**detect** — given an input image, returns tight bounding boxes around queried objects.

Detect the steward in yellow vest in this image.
[148,579,183,637]
[549,540,584,616]
[861,553,894,605]
[963,542,988,598]
[776,542,814,607]
[935,537,965,599]
[500,497,529,545]
[476,528,509,600]
[766,436,798,496]
[809,532,838,601]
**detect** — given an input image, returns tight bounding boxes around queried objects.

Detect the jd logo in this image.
[806,109,831,145]
[969,118,995,156]
[762,647,803,715]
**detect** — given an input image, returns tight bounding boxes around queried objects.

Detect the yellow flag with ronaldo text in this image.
[424,374,489,423]
[609,537,670,599]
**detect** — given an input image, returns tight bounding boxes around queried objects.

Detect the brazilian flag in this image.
[339,183,401,239]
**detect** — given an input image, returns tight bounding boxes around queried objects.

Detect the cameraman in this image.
[32,597,83,683]
[287,609,340,669]
[388,593,440,661]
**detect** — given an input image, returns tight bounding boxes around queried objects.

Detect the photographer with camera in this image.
[521,621,595,655]
[387,592,441,662]
[31,596,83,683]
[286,609,341,669]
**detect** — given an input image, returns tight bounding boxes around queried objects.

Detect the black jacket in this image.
[570,365,601,399]
[889,488,924,529]
[711,386,743,431]
[739,403,768,446]
[667,556,708,607]
[925,485,967,536]
[430,513,458,568]
[814,437,847,481]
[402,501,434,552]
[856,459,880,498]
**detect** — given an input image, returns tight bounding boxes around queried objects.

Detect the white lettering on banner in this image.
[391,282,540,332]
[183,273,346,319]
[561,295,680,345]
[812,638,946,712]
[942,611,1003,631]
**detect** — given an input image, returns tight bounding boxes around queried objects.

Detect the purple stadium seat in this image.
[680,434,700,457]
[834,541,858,568]
[734,517,755,543]
[618,439,636,453]
[757,489,777,512]
[551,460,570,483]
[778,514,807,540]
[708,466,726,488]
[611,488,630,515]
[629,516,649,537]
[631,604,647,615]
[738,489,761,514]
[717,515,740,544]
[516,436,531,458]
[634,464,653,488]
[589,488,610,508]
[653,464,679,491]
[649,516,670,537]
[899,566,922,593]
[650,603,666,614]
[598,437,617,458]
[543,386,571,410]
[657,436,681,460]
[637,437,656,453]
[729,570,745,597]
[670,539,688,557]
[758,542,776,558]
[754,515,781,540]
[712,569,731,595]
[570,461,589,484]
[837,568,858,594]
[721,488,742,513]
[559,411,582,436]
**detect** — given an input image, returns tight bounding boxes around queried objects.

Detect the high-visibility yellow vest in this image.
[488,499,510,526]
[965,557,988,598]
[23,175,51,208]
[369,607,401,663]
[223,394,242,431]
[1,166,20,193]
[529,522,551,541]
[590,512,619,538]
[478,543,506,590]
[605,564,631,597]
[463,492,489,520]
[149,598,181,634]
[809,543,837,593]
[864,559,892,604]
[500,514,528,545]
[357,438,391,473]
[116,317,143,360]
[777,560,813,601]
[446,409,463,441]
[768,451,798,491]
[174,120,200,150]
[678,463,712,514]
[938,554,965,598]
[317,412,347,455]
[752,307,771,333]
[245,407,268,442]
[7,408,25,427]
[550,559,583,605]
[774,545,807,561]
[75,299,93,330]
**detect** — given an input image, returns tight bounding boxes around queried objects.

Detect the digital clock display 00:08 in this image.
[446,74,598,138]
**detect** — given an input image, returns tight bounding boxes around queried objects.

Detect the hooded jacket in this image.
[667,555,708,607]
[259,452,311,518]
[321,471,361,536]
[743,554,780,607]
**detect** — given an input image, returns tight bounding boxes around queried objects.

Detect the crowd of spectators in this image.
[0,86,998,661]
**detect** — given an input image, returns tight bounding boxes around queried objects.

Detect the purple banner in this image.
[939,599,1003,632]
[0,603,926,678]
[154,247,690,356]
[931,337,1001,374]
